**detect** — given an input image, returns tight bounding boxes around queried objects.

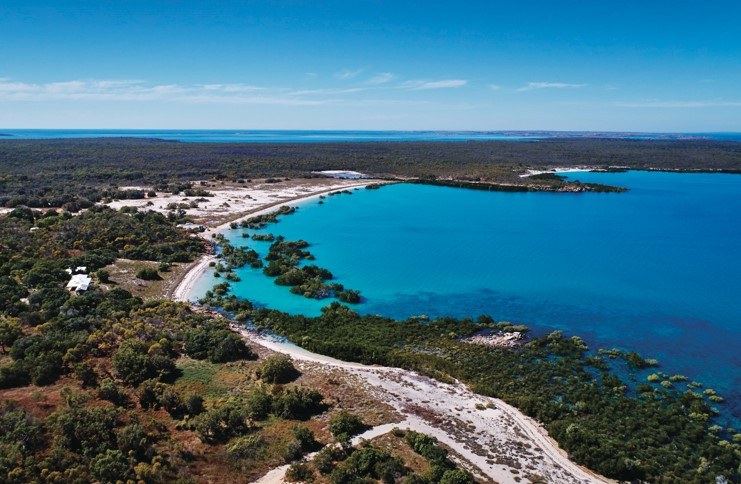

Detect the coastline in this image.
[169,179,392,303]
[519,167,593,178]
[168,182,610,482]
[235,324,609,483]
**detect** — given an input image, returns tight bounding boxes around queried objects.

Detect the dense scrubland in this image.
[199,210,741,482]
[1,139,740,482]
[1,137,741,208]
[0,206,475,482]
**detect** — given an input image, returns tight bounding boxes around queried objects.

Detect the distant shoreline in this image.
[0,129,739,143]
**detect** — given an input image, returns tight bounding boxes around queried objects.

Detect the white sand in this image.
[240,329,610,484]
[168,179,389,302]
[519,167,592,178]
[166,179,610,483]
[106,178,381,224]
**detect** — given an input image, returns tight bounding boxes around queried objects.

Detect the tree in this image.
[439,469,475,484]
[0,319,22,353]
[272,387,323,420]
[112,340,175,386]
[258,354,298,384]
[96,269,110,283]
[227,435,266,461]
[116,423,151,461]
[329,411,367,441]
[184,323,255,363]
[135,268,160,281]
[98,378,128,406]
[89,449,134,483]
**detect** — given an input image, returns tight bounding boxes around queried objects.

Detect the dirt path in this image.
[239,329,611,484]
[168,180,611,483]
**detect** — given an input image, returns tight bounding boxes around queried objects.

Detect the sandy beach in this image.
[519,167,593,178]
[238,327,609,484]
[168,178,390,302]
[166,179,610,483]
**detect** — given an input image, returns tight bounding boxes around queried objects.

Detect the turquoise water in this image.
[193,171,741,422]
[1,129,739,142]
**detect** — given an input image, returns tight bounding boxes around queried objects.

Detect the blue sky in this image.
[1,0,740,131]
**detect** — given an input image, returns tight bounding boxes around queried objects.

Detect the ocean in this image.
[1,129,740,142]
[190,170,741,424]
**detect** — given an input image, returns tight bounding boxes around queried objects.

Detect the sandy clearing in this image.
[519,167,592,178]
[239,329,610,484]
[252,422,409,484]
[106,178,385,227]
[165,178,610,483]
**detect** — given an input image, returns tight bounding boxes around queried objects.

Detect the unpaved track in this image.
[239,329,610,484]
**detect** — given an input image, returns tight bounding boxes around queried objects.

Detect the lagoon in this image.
[192,171,741,422]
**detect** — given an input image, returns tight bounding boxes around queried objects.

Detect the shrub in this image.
[51,395,119,455]
[328,411,367,441]
[227,434,266,461]
[245,386,273,420]
[194,401,251,443]
[185,394,204,415]
[285,462,314,482]
[73,361,98,387]
[439,469,475,484]
[0,319,23,353]
[258,354,298,384]
[313,447,337,474]
[89,449,135,483]
[184,323,255,363]
[98,378,128,406]
[292,425,319,451]
[272,387,323,420]
[116,423,151,461]
[96,269,110,283]
[112,340,176,386]
[135,268,160,280]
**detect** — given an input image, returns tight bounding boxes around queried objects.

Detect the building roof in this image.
[66,274,92,292]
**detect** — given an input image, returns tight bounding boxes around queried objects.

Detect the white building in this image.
[66,274,92,294]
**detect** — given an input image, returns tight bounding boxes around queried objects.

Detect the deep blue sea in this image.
[1,129,740,142]
[191,171,741,424]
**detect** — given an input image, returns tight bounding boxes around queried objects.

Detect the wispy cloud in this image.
[516,81,587,92]
[287,87,367,96]
[616,100,741,108]
[0,78,328,105]
[366,72,395,84]
[489,84,501,90]
[400,79,468,90]
[335,69,363,80]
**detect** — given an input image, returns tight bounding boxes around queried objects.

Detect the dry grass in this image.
[102,258,192,299]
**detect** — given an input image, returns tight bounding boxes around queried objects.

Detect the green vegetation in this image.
[1,138,740,481]
[135,267,160,280]
[0,205,345,482]
[405,431,475,483]
[240,304,739,481]
[329,411,369,441]
[2,138,740,209]
[239,205,297,229]
[260,236,362,302]
[252,233,276,241]
[408,177,628,193]
[184,320,256,363]
[298,429,474,483]
[257,354,299,384]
